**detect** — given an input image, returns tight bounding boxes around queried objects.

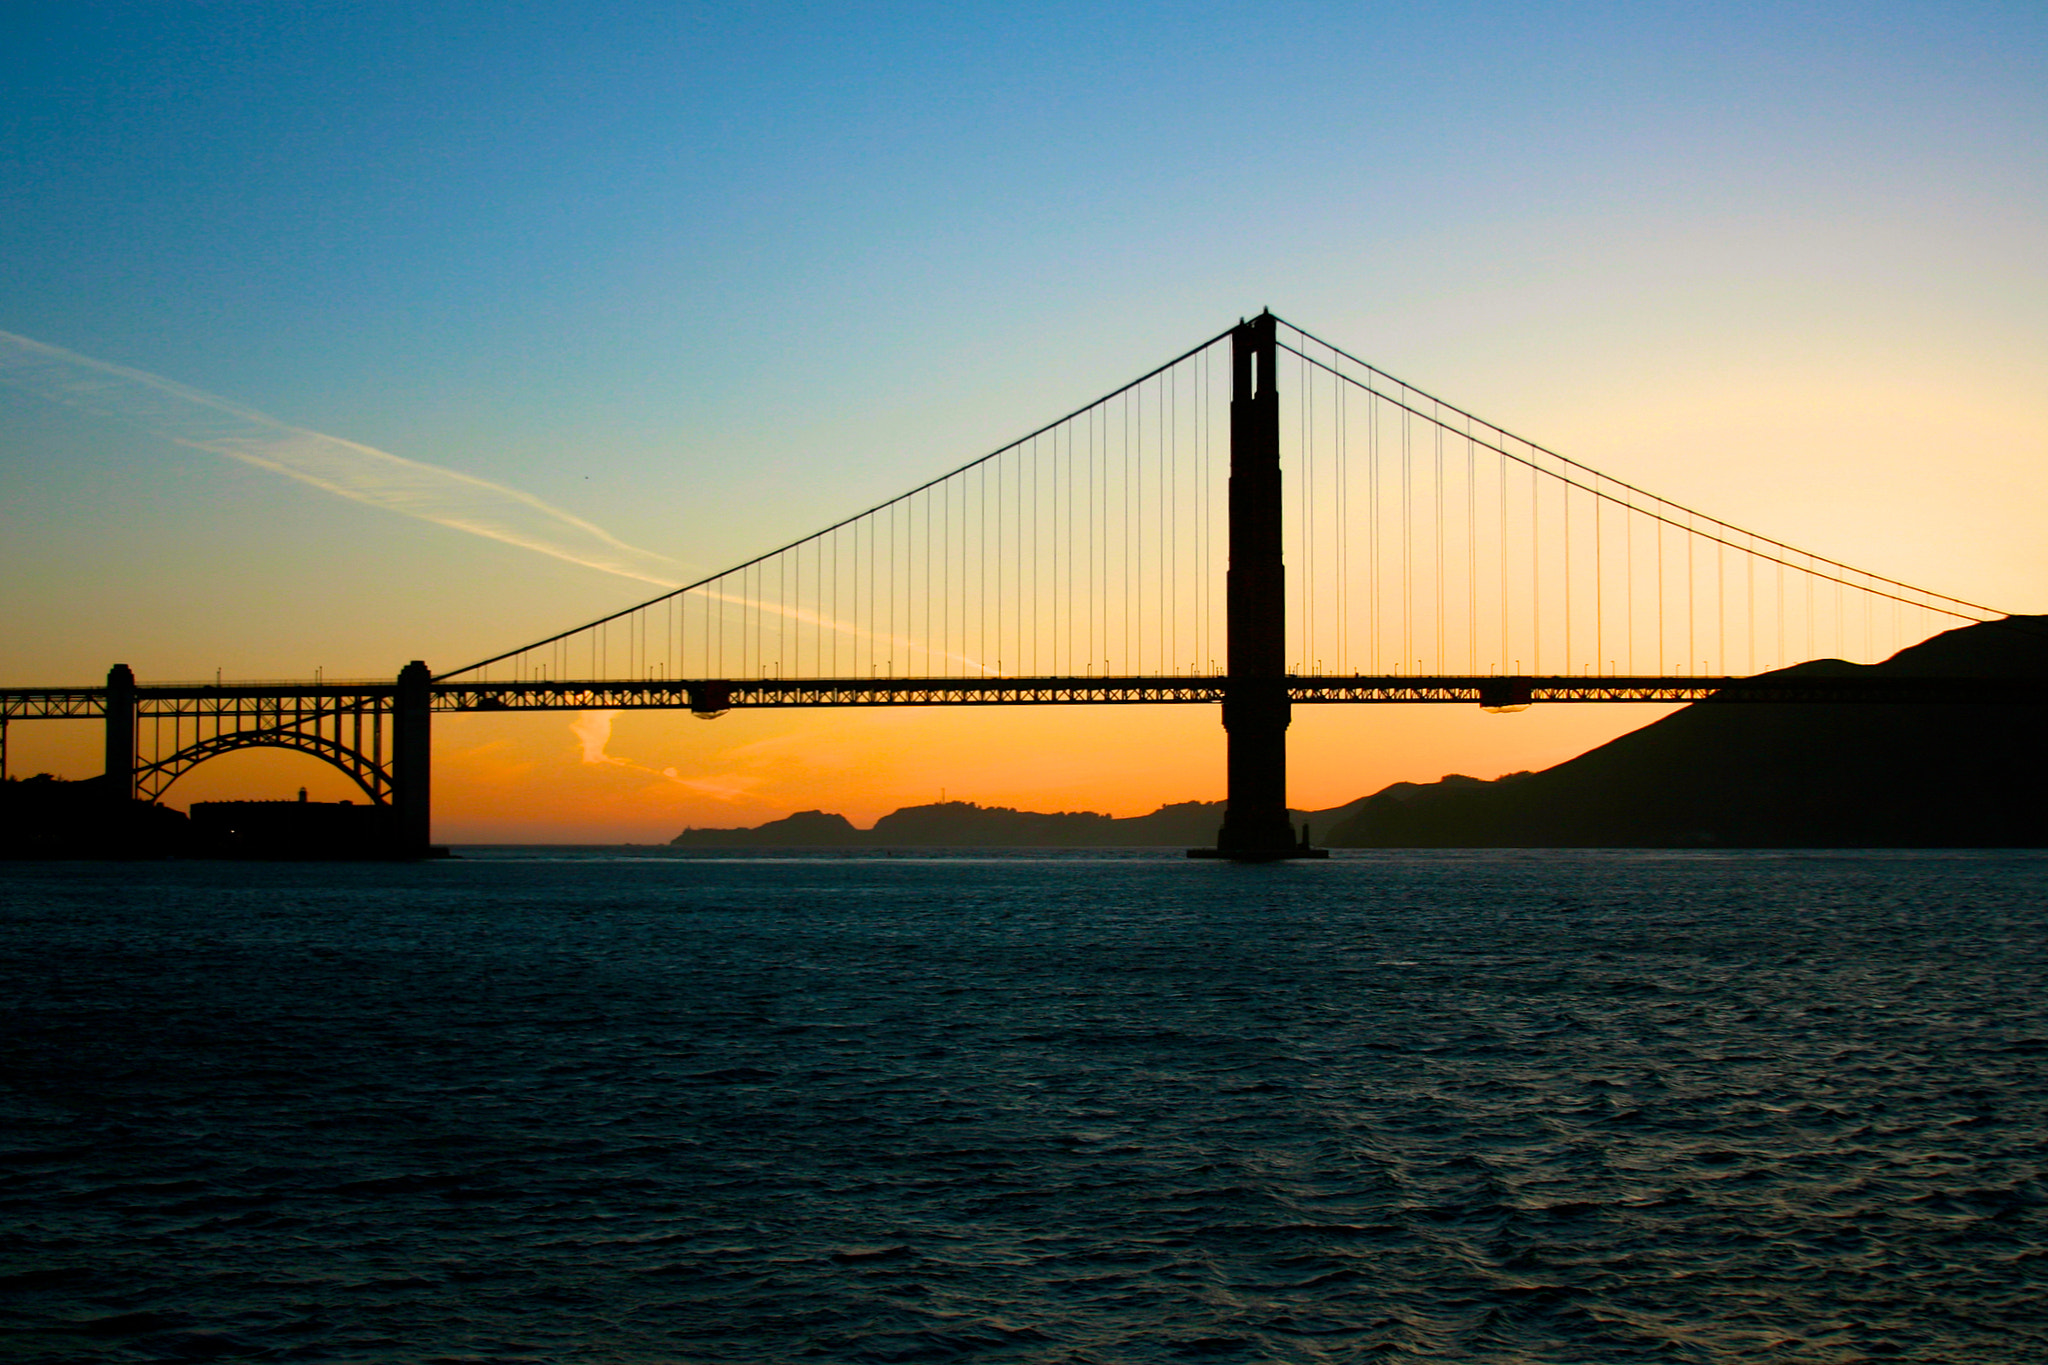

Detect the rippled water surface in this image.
[4,849,2047,1363]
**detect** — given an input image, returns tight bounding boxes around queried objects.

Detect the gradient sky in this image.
[3,1,2043,840]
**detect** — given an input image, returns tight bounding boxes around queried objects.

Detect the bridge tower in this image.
[103,663,136,803]
[1196,313,1325,861]
[392,660,433,856]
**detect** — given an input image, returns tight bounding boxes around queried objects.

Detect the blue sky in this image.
[3,1,2044,829]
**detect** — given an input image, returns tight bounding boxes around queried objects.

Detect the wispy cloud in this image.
[0,329,687,587]
[694,583,995,676]
[570,710,628,767]
[571,709,760,800]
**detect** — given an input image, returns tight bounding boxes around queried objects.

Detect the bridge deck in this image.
[432,674,2041,710]
[4,674,2035,720]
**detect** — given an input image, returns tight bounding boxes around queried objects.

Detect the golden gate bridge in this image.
[0,314,2023,859]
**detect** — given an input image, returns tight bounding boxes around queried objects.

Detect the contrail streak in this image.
[694,585,994,676]
[0,329,688,587]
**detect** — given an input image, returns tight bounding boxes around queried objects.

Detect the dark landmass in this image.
[0,777,428,859]
[185,798,411,858]
[0,774,193,858]
[676,616,2048,849]
[675,799,1240,848]
[1326,616,2048,847]
[672,798,1370,848]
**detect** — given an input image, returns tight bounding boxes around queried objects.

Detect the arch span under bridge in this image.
[0,314,2025,859]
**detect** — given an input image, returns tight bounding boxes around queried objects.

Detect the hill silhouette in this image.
[0,774,192,858]
[0,776,427,859]
[672,799,1245,848]
[1324,616,2048,847]
[674,618,2046,850]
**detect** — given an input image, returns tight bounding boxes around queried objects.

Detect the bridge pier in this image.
[1193,313,1326,862]
[393,660,433,856]
[103,663,136,804]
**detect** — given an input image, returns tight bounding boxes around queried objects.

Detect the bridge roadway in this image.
[2,670,2033,721]
[441,673,2039,710]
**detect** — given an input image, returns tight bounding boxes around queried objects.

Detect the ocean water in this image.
[2,849,2046,1364]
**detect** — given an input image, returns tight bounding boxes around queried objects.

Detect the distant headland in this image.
[672,799,1249,849]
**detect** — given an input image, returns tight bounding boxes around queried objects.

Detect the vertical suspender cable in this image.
[1776,549,1784,672]
[1499,442,1507,672]
[1717,539,1725,675]
[1332,343,1344,672]
[1864,571,1872,662]
[1530,451,1540,675]
[1465,423,1476,674]
[1402,402,1412,672]
[1337,343,1348,672]
[1434,414,1444,673]
[1167,366,1176,672]
[1687,511,1695,674]
[1052,424,1061,676]
[1370,390,1380,673]
[1302,350,1312,670]
[981,454,990,674]
[1809,553,1818,661]
[1562,453,1571,674]
[940,479,948,675]
[1747,532,1755,675]
[1137,383,1145,673]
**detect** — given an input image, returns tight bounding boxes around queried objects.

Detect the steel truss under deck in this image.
[4,672,2029,725]
[429,673,2039,713]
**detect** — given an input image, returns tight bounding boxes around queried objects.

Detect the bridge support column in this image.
[392,660,434,856]
[1194,313,1325,862]
[103,663,136,804]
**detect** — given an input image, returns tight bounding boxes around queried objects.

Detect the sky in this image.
[2,1,2043,840]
